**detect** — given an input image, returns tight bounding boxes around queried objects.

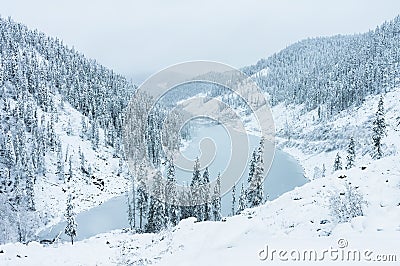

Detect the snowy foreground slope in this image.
[1,89,399,265]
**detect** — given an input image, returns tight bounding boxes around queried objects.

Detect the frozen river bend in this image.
[39,123,307,241]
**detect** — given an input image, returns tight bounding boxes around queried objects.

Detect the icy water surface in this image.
[39,123,306,241]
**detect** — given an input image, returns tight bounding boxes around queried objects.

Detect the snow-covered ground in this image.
[1,87,399,265]
[274,87,400,180]
[1,155,398,265]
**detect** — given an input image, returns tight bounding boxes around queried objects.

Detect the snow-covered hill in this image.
[274,87,400,180]
[0,16,133,243]
[1,87,399,265]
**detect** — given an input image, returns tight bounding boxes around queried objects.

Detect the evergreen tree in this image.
[126,167,136,231]
[130,170,136,229]
[24,160,35,211]
[372,96,386,159]
[117,157,124,177]
[65,144,69,163]
[212,174,221,221]
[12,161,21,201]
[4,131,16,167]
[179,183,191,220]
[65,194,77,245]
[67,155,73,182]
[127,187,134,230]
[47,115,56,151]
[146,171,165,233]
[80,116,87,139]
[113,137,121,158]
[247,150,257,183]
[165,157,179,226]
[201,167,211,221]
[66,118,73,136]
[78,147,90,184]
[127,195,133,229]
[91,120,100,150]
[35,129,46,176]
[136,163,148,230]
[236,184,246,215]
[78,147,83,169]
[190,157,202,221]
[247,138,265,208]
[346,137,356,169]
[15,121,26,165]
[56,141,64,181]
[333,152,342,172]
[13,168,22,205]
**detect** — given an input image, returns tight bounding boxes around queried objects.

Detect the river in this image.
[39,123,307,241]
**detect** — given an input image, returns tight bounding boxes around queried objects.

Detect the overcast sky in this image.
[1,0,400,83]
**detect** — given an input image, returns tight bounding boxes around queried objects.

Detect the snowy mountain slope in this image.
[274,87,400,180]
[1,151,398,265]
[34,93,130,223]
[243,15,400,113]
[1,90,399,265]
[0,17,134,243]
[1,80,131,233]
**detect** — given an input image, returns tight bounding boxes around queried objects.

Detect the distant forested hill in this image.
[244,16,400,119]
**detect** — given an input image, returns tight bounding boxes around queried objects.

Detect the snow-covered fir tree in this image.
[127,168,136,230]
[236,183,246,215]
[146,171,165,233]
[56,141,64,181]
[346,137,356,169]
[4,131,16,167]
[201,167,211,221]
[212,174,221,221]
[91,120,100,150]
[117,157,124,177]
[372,96,386,159]
[127,192,134,230]
[179,182,192,220]
[247,138,265,208]
[231,183,236,216]
[333,153,343,172]
[247,150,257,183]
[80,116,88,139]
[65,193,77,245]
[190,157,202,221]
[136,162,148,231]
[24,160,35,211]
[165,156,179,226]
[67,155,73,182]
[66,118,73,136]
